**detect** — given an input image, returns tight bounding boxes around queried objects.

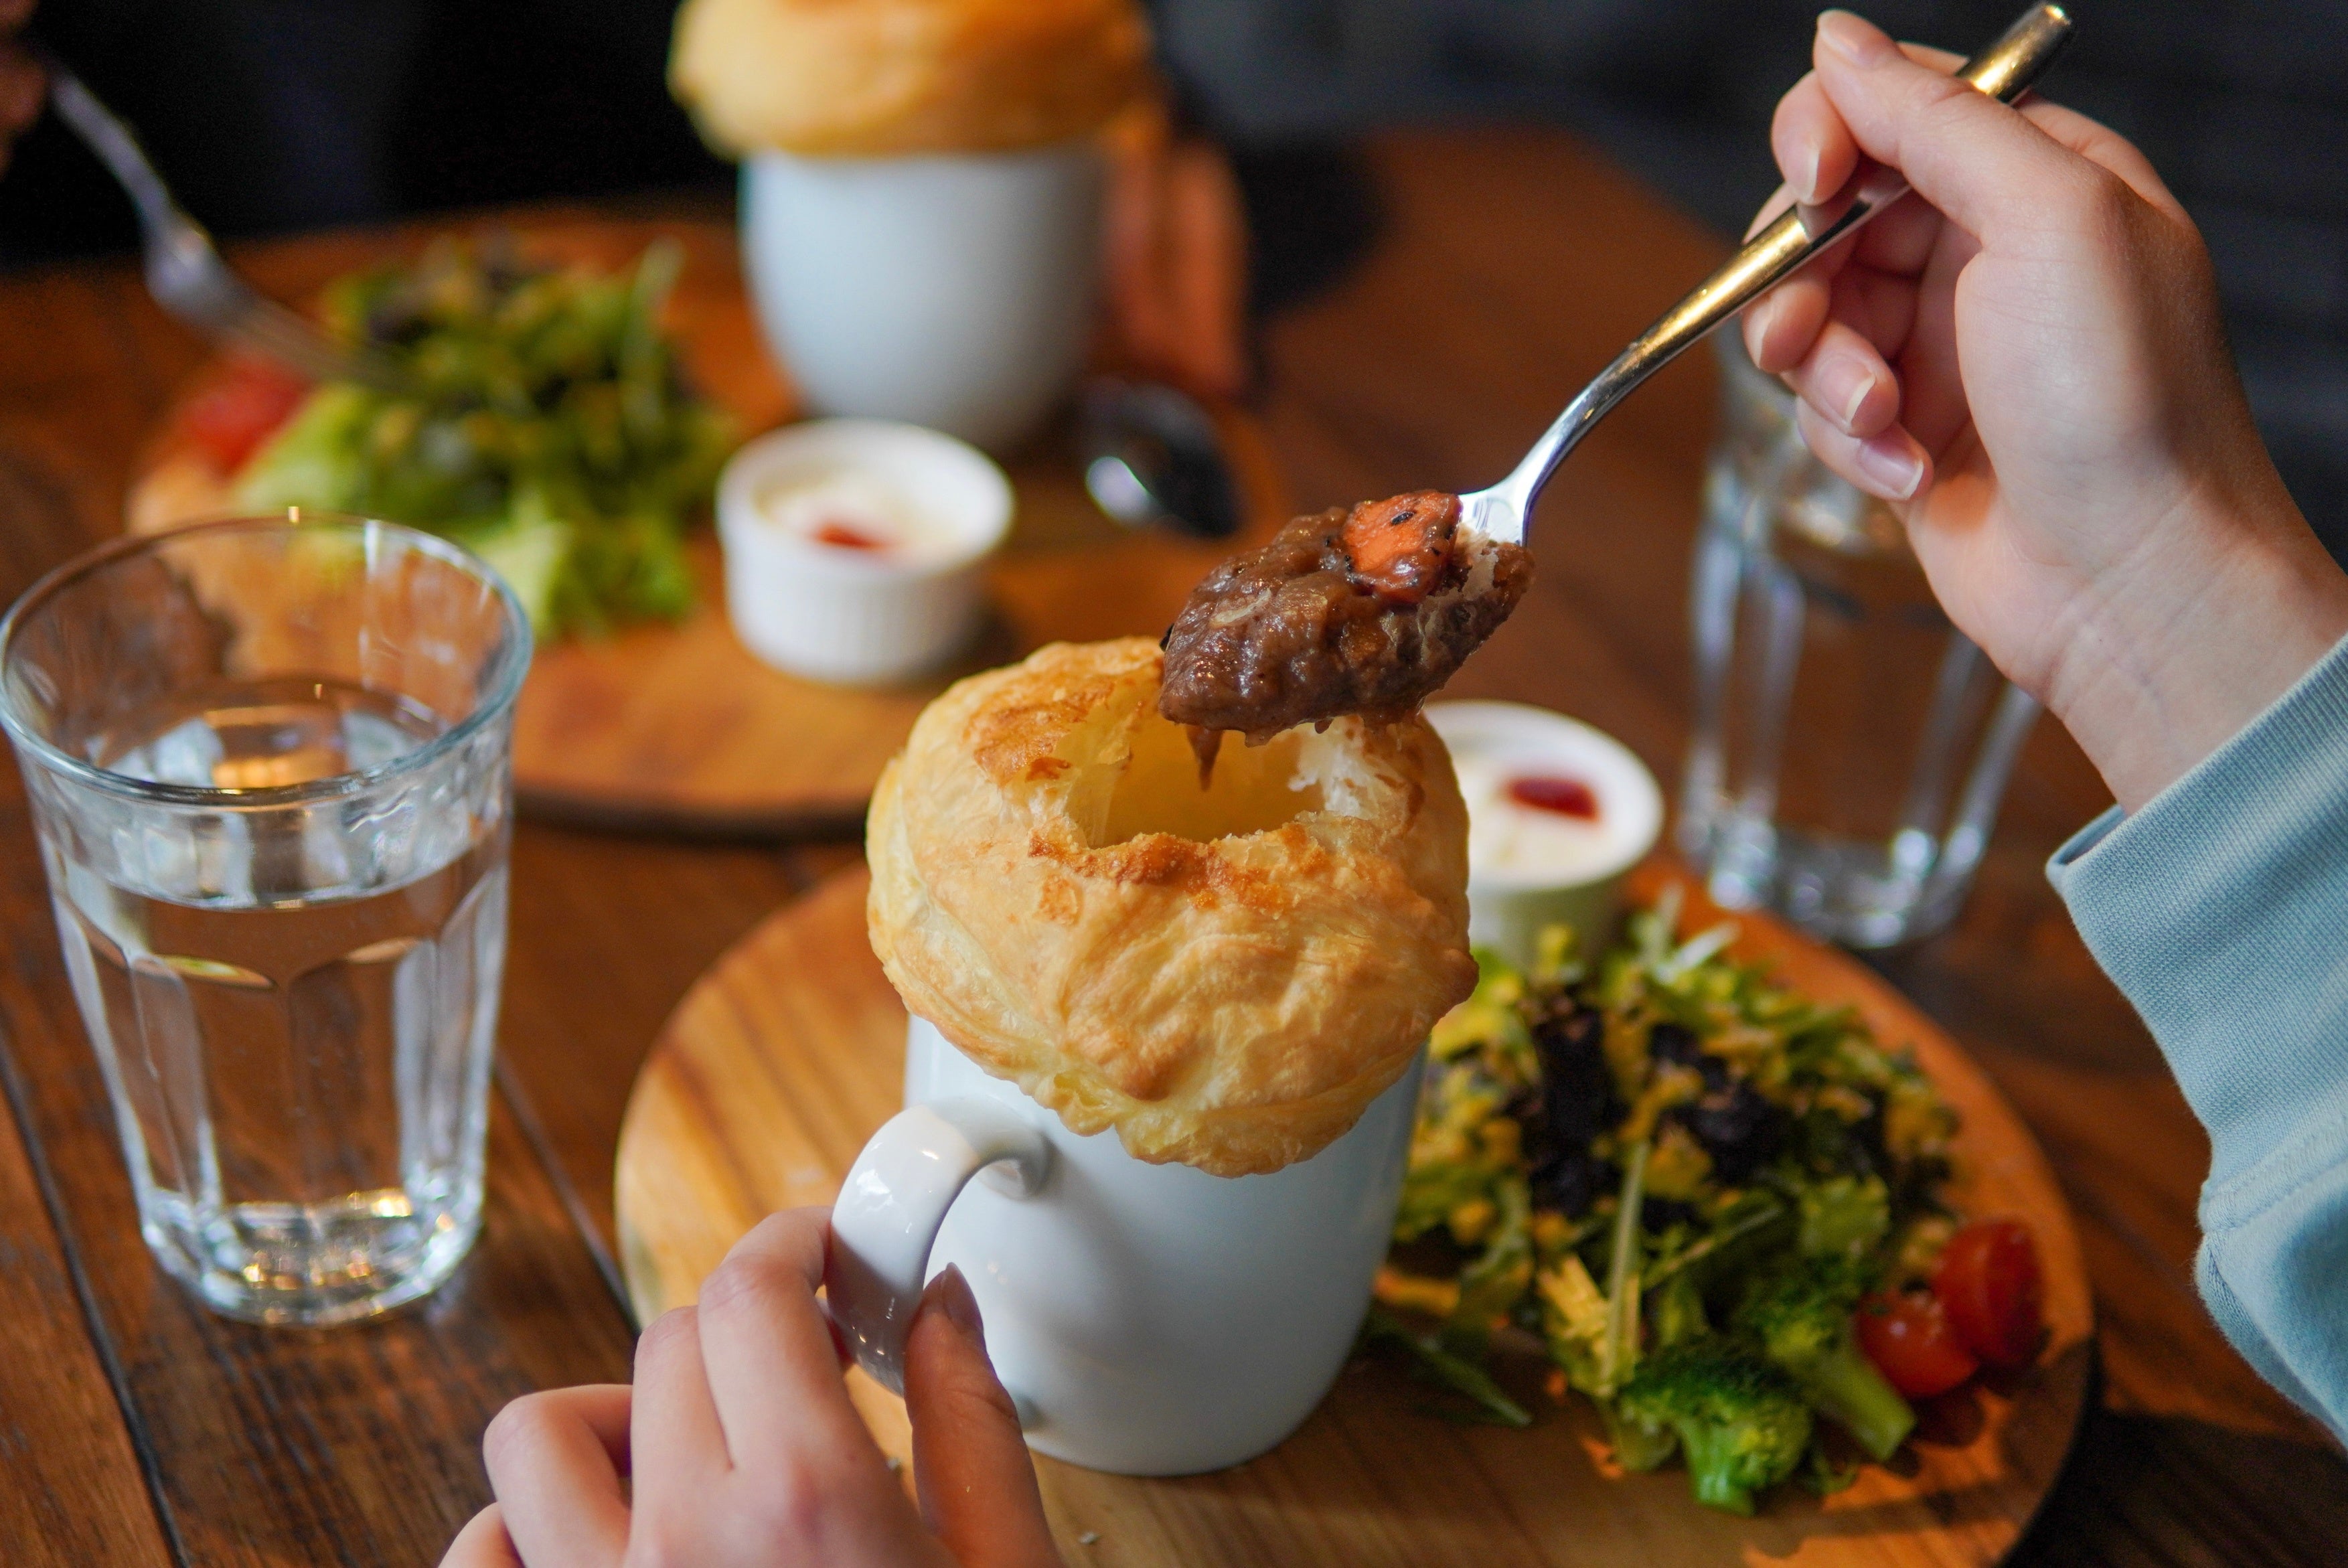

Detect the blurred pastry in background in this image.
[670,0,1152,159]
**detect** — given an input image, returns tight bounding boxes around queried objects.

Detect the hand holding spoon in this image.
[1461,2,2073,548]
[1160,5,2076,748]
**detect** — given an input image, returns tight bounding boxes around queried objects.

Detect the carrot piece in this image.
[1340,490,1461,604]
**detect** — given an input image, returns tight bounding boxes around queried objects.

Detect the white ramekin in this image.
[1425,700,1665,969]
[716,420,1014,686]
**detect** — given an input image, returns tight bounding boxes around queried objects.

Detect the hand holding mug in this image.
[1744,10,2348,812]
[442,1208,1062,1568]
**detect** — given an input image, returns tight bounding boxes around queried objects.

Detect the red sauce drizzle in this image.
[812,520,888,552]
[1506,775,1600,821]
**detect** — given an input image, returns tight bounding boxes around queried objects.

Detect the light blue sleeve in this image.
[2047,632,2348,1442]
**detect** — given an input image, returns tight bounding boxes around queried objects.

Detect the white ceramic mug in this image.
[741,143,1105,453]
[827,1016,1423,1476]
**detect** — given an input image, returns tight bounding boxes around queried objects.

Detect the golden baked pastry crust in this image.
[868,637,1475,1176]
[671,0,1152,157]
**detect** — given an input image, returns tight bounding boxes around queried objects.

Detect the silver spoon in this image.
[1079,378,1245,540]
[1459,3,2075,548]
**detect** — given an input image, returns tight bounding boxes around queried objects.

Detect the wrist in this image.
[2044,482,2348,813]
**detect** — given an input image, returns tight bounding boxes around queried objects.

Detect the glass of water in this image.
[0,513,530,1325]
[1678,335,2040,949]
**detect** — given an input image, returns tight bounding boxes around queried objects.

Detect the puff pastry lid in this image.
[868,637,1475,1177]
[672,0,1152,157]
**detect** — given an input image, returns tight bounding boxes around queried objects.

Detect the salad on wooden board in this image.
[1369,890,2045,1515]
[157,238,736,637]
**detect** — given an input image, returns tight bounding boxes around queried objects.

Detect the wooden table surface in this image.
[0,130,2339,1567]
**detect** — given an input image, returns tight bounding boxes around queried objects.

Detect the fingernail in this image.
[1855,432,1925,499]
[923,1265,985,1343]
[1821,358,1876,433]
[1792,139,1823,205]
[1818,10,1896,67]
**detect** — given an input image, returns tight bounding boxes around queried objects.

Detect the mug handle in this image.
[826,1097,1053,1398]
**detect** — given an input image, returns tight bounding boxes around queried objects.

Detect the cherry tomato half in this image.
[1857,1289,1978,1398]
[1933,1218,2045,1368]
[181,358,310,474]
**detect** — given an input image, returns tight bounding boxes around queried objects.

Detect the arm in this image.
[2047,645,2348,1438]
[1749,11,2348,1439]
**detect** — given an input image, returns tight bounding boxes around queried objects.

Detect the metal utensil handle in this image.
[1500,3,2074,520]
[41,54,185,236]
[1724,3,2074,320]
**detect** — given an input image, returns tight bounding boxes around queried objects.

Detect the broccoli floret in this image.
[1601,1397,1680,1472]
[1734,1257,1915,1462]
[1798,1174,1890,1259]
[1616,1338,1813,1514]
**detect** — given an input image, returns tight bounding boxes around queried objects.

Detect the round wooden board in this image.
[614,862,2093,1567]
[125,218,1292,836]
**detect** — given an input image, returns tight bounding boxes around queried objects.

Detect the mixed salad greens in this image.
[232,239,736,635]
[1372,890,2011,1514]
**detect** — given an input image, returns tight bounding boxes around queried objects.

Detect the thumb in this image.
[1810,9,2085,240]
[903,1266,1063,1568]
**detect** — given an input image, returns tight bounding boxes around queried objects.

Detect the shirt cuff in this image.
[2045,627,2348,1192]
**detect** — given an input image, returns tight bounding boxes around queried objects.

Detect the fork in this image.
[43,56,408,392]
[1459,3,2075,549]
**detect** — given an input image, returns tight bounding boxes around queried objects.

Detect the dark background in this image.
[3,0,2343,554]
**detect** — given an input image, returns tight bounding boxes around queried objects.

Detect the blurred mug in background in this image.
[672,0,1241,453]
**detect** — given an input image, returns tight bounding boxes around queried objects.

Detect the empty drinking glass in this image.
[1678,337,2039,948]
[0,514,530,1324]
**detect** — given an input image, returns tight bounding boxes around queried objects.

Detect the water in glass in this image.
[52,679,503,1321]
[1,517,526,1325]
[1678,338,2039,948]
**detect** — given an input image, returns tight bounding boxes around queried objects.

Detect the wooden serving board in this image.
[613,862,2093,1567]
[125,218,1292,836]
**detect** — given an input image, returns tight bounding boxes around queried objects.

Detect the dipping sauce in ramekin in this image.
[1425,700,1664,967]
[717,419,1013,685]
[753,467,964,562]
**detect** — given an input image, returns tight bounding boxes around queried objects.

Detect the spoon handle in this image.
[1485,3,2075,537]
